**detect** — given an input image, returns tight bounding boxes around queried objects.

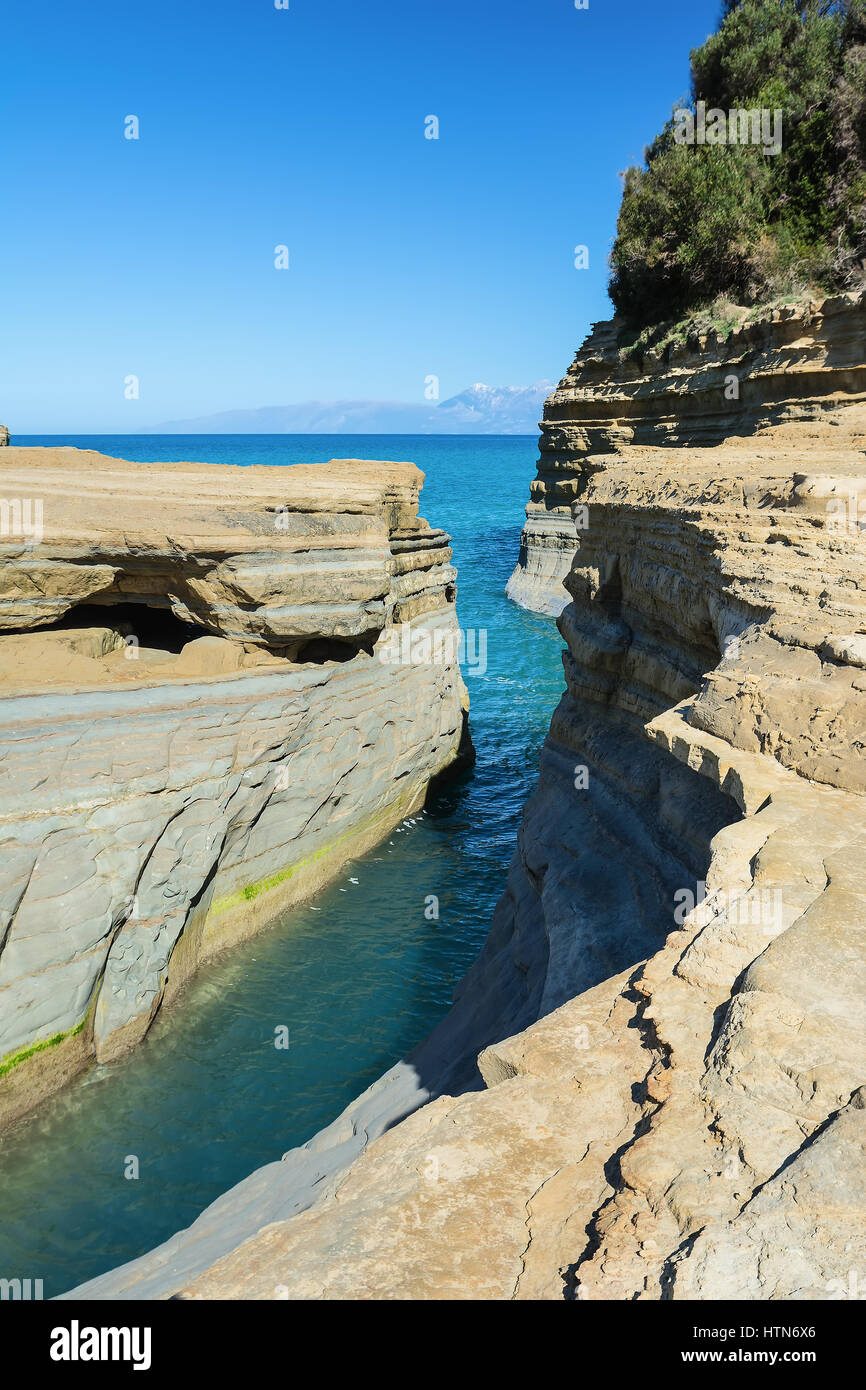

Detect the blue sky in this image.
[2,0,722,432]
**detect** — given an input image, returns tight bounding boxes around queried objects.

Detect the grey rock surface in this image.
[0,450,470,1126]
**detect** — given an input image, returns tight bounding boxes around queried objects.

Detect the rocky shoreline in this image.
[56,295,866,1300]
[3,292,865,1300]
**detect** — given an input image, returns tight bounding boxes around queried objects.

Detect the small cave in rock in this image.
[5,604,386,674]
[56,602,211,654]
[293,635,376,664]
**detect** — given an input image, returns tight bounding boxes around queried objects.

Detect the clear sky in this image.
[2,0,723,432]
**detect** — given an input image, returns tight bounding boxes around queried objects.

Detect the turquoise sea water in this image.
[0,435,566,1298]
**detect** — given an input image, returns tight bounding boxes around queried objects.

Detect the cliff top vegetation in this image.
[610,0,866,347]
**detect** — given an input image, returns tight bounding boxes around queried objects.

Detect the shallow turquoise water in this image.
[0,435,566,1297]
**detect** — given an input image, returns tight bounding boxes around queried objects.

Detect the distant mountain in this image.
[434,383,554,433]
[147,382,553,435]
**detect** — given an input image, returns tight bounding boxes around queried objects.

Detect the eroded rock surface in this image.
[0,449,470,1126]
[508,290,866,614]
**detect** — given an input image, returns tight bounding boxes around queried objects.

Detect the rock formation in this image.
[66,295,866,1301]
[508,290,866,614]
[0,447,471,1128]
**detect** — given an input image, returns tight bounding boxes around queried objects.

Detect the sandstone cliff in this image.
[66,298,866,1301]
[0,448,470,1128]
[508,290,866,615]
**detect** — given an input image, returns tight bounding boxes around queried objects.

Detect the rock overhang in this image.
[0,448,457,680]
[0,445,471,1123]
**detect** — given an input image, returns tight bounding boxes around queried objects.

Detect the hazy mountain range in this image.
[148,382,553,435]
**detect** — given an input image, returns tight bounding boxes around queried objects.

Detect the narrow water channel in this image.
[0,434,566,1297]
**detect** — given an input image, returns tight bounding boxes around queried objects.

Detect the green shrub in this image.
[609,0,866,329]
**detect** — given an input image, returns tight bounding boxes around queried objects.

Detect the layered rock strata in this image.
[0,448,470,1128]
[69,301,866,1301]
[508,289,866,614]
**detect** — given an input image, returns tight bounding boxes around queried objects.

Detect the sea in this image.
[0,434,565,1296]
